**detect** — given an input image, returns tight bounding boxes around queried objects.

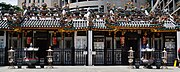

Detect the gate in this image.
[52,36,122,65]
[0,48,5,65]
[53,48,73,65]
[75,36,87,65]
[92,37,122,65]
[93,42,104,65]
[93,47,122,65]
[75,49,87,65]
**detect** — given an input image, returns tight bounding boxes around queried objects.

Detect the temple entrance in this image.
[35,32,49,60]
[93,37,104,65]
[121,32,140,65]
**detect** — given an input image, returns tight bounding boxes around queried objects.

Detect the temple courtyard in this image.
[0,66,179,72]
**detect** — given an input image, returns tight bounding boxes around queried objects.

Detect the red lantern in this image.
[17,34,20,39]
[120,36,125,45]
[27,37,31,44]
[142,36,147,45]
[53,37,57,45]
[24,32,27,37]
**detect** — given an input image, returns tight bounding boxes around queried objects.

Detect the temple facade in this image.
[0,1,180,66]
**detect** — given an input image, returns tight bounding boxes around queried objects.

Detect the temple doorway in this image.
[34,31,49,59]
[121,32,140,65]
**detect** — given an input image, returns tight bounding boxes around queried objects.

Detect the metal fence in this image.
[75,49,87,65]
[53,48,73,65]
[0,48,5,65]
[154,49,176,65]
[53,48,122,65]
[15,48,25,64]
[93,49,122,65]
[167,49,176,65]
[114,49,122,64]
[12,48,176,66]
[93,49,104,64]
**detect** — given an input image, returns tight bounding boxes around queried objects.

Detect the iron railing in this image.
[0,48,5,65]
[12,48,175,65]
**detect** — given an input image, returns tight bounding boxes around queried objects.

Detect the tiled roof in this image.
[21,20,67,28]
[0,19,180,31]
[163,21,176,29]
[175,23,180,28]
[0,20,9,29]
[113,21,161,27]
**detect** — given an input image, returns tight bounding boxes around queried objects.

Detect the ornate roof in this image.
[0,19,179,32]
[112,21,162,27]
[20,19,66,29]
[0,20,9,30]
[0,1,179,32]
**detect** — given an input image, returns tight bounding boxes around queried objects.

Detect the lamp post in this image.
[128,47,134,68]
[162,48,168,69]
[8,47,15,69]
[46,46,53,68]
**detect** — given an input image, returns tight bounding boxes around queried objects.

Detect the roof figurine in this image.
[22,2,27,10]
[41,3,48,17]
[0,1,179,30]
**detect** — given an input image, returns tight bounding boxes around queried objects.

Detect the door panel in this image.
[122,32,140,65]
[75,36,87,65]
[93,37,104,65]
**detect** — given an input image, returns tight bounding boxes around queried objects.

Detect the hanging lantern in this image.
[17,33,20,39]
[53,37,57,45]
[24,31,27,37]
[120,36,125,45]
[27,37,31,44]
[142,36,147,45]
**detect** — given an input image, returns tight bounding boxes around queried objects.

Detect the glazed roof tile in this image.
[0,20,9,29]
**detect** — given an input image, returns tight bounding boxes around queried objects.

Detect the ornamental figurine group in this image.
[0,1,179,28]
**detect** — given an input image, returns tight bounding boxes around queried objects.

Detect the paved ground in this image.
[0,66,180,72]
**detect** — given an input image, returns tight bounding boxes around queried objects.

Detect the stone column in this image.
[177,31,180,59]
[33,31,36,46]
[3,31,6,48]
[74,31,77,48]
[49,31,53,46]
[88,30,93,66]
[68,0,71,4]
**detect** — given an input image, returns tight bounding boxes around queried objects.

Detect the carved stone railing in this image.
[93,20,106,28]
[163,21,176,29]
[71,19,107,29]
[72,20,88,29]
[116,21,161,27]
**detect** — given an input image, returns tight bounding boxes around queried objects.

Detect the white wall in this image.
[68,0,146,12]
[18,0,61,8]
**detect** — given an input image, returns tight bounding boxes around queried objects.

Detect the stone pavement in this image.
[0,66,180,72]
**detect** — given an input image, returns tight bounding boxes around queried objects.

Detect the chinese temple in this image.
[0,2,180,66]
